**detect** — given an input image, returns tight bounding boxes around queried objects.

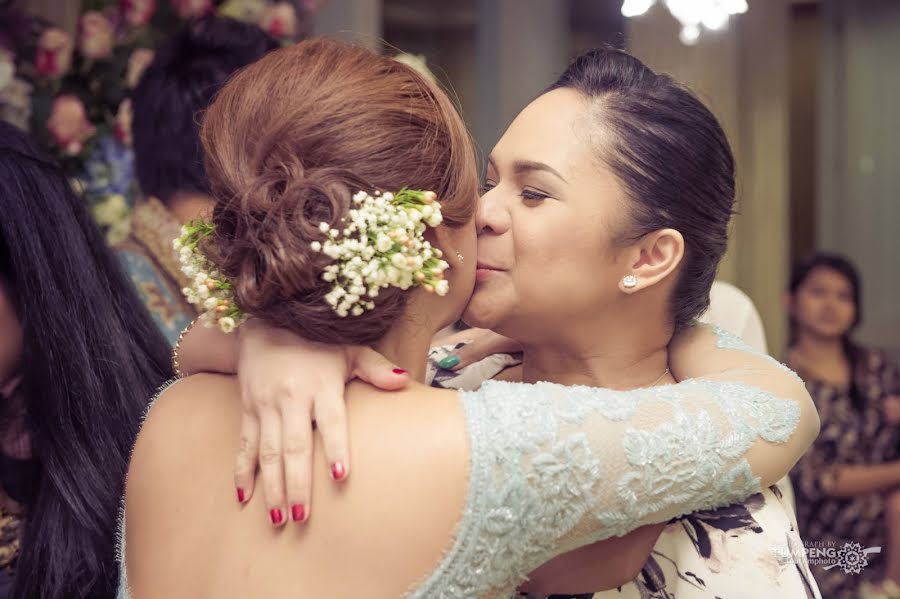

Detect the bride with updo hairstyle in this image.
[119,39,817,599]
[198,37,478,345]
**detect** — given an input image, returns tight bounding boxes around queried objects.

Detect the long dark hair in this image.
[546,47,736,329]
[788,252,866,403]
[0,122,173,598]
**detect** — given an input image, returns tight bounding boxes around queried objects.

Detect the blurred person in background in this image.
[117,16,278,345]
[787,252,900,599]
[0,121,172,598]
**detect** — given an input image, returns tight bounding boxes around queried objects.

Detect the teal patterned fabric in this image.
[116,248,194,346]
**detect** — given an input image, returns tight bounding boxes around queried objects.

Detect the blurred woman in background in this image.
[787,252,900,599]
[119,16,278,345]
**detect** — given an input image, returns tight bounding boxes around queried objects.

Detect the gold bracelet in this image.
[172,319,197,378]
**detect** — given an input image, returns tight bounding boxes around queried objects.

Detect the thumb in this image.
[349,347,411,390]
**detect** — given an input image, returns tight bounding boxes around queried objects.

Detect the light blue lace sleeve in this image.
[409,376,800,598]
[706,323,804,383]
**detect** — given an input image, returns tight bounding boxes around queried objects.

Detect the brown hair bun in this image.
[199,38,477,344]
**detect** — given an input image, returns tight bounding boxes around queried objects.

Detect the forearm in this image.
[176,320,240,375]
[520,524,664,594]
[826,462,900,498]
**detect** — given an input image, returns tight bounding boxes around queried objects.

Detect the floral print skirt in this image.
[535,485,820,599]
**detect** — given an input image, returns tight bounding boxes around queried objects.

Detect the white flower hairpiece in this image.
[173,188,450,331]
[313,188,450,317]
[174,221,246,333]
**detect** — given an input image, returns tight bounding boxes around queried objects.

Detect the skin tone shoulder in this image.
[126,375,469,599]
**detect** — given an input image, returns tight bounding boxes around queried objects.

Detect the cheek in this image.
[510,210,617,309]
[838,301,857,323]
[794,294,821,317]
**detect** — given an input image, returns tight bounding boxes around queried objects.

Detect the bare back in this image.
[124,374,468,598]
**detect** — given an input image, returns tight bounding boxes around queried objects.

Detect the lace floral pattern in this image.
[709,324,803,383]
[409,377,801,598]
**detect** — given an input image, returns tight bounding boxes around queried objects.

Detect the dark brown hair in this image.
[132,16,278,204]
[201,38,477,344]
[547,47,736,329]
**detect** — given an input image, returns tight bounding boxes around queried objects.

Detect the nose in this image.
[476,187,511,236]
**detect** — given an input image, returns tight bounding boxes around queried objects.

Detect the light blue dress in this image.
[117,326,806,599]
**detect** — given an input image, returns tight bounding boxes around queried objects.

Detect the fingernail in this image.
[270,508,284,525]
[291,504,306,522]
[438,355,460,369]
[392,368,407,375]
[331,461,346,481]
[236,487,245,503]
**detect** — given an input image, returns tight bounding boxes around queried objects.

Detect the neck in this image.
[793,331,846,359]
[165,191,215,223]
[520,313,673,390]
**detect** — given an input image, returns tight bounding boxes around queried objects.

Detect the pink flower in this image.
[79,12,115,60]
[114,98,134,145]
[259,2,297,38]
[126,48,155,89]
[120,0,157,27]
[34,28,74,78]
[171,0,213,19]
[47,95,97,155]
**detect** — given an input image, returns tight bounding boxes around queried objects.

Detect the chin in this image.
[810,323,852,340]
[461,288,505,330]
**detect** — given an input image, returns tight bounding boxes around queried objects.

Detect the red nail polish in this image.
[236,487,245,503]
[331,461,346,481]
[291,504,306,522]
[270,508,284,525]
[392,368,407,375]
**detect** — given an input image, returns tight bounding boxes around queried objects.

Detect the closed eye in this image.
[520,188,550,203]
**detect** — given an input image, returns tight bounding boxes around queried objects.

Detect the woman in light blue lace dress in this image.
[118,41,819,598]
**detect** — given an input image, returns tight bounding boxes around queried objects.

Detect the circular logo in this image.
[837,542,868,574]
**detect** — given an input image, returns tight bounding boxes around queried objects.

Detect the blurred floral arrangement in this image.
[0,0,317,242]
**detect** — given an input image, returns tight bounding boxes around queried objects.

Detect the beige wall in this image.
[314,0,383,49]
[818,0,900,359]
[627,1,792,354]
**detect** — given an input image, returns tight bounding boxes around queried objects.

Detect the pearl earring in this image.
[456,252,464,264]
[623,274,638,289]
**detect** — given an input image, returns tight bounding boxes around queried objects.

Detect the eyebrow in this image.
[487,156,568,184]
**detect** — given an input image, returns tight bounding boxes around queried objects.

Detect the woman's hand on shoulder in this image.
[234,318,411,526]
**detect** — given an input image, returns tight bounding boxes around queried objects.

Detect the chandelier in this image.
[621,0,749,45]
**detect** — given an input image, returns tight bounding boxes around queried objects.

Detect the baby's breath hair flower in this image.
[312,188,450,317]
[175,221,247,333]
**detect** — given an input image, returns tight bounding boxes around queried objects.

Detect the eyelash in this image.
[479,182,550,203]
[520,188,550,202]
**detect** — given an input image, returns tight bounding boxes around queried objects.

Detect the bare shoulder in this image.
[125,377,472,598]
[126,374,243,520]
[130,374,241,471]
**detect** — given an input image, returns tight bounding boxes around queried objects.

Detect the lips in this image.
[475,262,504,282]
[475,261,503,271]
